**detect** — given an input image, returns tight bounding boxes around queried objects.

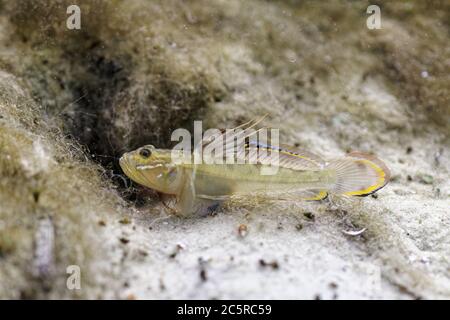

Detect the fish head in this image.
[119,145,182,194]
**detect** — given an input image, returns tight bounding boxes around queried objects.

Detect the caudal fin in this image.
[326,152,390,197]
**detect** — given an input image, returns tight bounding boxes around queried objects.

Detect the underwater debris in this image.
[259,259,279,270]
[119,217,131,225]
[418,174,434,185]
[33,216,55,280]
[198,257,208,282]
[169,243,185,259]
[238,224,248,238]
[303,212,315,221]
[342,228,367,236]
[119,237,130,245]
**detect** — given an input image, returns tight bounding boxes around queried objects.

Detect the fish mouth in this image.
[119,155,148,187]
[119,155,140,179]
[119,155,133,176]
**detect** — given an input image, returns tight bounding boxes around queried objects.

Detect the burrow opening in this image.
[28,35,214,205]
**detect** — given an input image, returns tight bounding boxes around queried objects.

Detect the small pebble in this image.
[238,224,248,237]
[198,258,208,282]
[418,174,434,185]
[303,212,315,220]
[138,249,148,257]
[259,259,279,270]
[119,217,131,224]
[119,237,130,244]
[169,243,185,258]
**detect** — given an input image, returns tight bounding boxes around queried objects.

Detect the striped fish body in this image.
[183,163,335,200]
[119,117,390,215]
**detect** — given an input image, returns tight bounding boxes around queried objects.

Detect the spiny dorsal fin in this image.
[234,142,325,171]
[199,115,268,164]
[197,116,325,171]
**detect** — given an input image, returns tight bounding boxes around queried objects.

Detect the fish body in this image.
[181,163,334,199]
[119,119,390,216]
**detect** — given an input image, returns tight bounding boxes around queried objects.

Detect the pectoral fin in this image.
[176,172,196,216]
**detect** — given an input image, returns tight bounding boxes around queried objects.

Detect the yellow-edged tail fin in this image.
[326,152,390,197]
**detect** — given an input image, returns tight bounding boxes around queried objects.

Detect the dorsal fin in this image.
[199,116,267,164]
[278,144,325,167]
[197,116,325,171]
[235,141,324,171]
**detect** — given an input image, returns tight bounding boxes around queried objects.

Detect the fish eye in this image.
[139,148,152,158]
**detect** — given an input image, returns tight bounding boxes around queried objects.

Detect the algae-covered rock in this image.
[0,71,124,298]
[0,0,449,299]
